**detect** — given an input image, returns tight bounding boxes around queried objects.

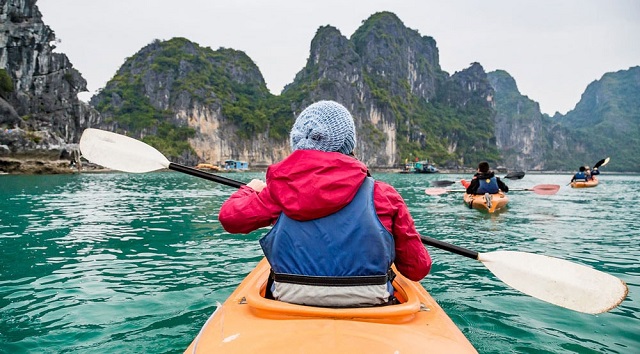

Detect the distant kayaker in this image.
[570,166,588,182]
[465,161,509,195]
[589,165,601,180]
[219,100,432,307]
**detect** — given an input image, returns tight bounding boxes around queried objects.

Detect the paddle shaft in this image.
[434,171,524,187]
[420,235,478,259]
[169,163,245,188]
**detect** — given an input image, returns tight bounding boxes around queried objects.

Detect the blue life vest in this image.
[477,176,500,194]
[259,177,395,307]
[574,172,587,180]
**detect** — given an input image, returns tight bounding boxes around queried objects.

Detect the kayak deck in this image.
[463,192,509,213]
[571,177,598,188]
[184,258,477,353]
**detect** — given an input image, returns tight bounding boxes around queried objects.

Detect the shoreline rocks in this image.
[0,157,77,174]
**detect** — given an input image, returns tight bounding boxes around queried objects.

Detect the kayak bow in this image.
[463,192,509,213]
[184,258,477,353]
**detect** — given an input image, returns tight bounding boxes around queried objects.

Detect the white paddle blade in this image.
[79,128,171,173]
[478,251,628,314]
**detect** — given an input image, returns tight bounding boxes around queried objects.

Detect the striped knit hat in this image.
[290,100,356,154]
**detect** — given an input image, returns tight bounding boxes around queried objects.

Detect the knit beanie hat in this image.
[290,100,356,154]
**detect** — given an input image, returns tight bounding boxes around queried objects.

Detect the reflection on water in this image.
[1,172,639,353]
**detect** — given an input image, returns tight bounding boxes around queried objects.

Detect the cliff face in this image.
[285,12,496,167]
[89,38,290,167]
[283,24,392,166]
[90,12,497,168]
[488,70,549,170]
[554,66,640,171]
[4,2,638,172]
[0,0,99,168]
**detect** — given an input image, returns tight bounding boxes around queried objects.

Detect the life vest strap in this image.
[271,268,395,287]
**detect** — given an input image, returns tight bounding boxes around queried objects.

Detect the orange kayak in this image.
[463,192,509,213]
[459,179,508,213]
[184,258,477,353]
[571,177,598,188]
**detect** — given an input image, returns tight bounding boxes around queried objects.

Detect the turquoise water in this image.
[1,171,638,353]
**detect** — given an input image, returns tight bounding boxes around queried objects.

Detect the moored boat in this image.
[184,258,477,353]
[195,163,221,171]
[463,192,509,213]
[570,177,598,188]
[413,160,439,173]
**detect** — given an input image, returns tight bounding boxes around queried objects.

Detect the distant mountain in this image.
[487,70,551,170]
[2,1,639,172]
[554,66,640,171]
[487,66,640,172]
[0,0,99,172]
[89,12,500,168]
[90,37,292,166]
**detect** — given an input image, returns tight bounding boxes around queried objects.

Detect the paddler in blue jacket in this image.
[570,165,588,183]
[465,161,509,195]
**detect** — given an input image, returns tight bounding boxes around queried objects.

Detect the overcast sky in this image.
[38,0,640,115]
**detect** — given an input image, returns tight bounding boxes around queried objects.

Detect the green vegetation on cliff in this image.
[348,13,500,167]
[0,69,14,98]
[554,66,640,171]
[92,38,293,159]
[88,15,639,171]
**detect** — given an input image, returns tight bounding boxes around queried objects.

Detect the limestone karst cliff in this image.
[0,0,99,173]
[2,1,638,173]
[89,12,499,169]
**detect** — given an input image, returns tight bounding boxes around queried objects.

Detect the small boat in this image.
[184,258,477,353]
[570,177,598,188]
[463,192,509,213]
[224,159,249,171]
[195,163,221,171]
[399,160,440,174]
[413,160,439,174]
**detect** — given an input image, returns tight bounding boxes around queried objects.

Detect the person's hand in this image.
[593,167,598,171]
[246,179,266,192]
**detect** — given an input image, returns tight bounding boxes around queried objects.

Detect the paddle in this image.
[79,128,627,314]
[425,184,560,196]
[593,157,610,170]
[421,235,627,314]
[432,171,525,187]
[430,180,460,187]
[503,171,526,180]
[79,128,244,188]
[509,184,560,195]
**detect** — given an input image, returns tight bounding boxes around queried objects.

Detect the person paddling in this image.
[218,100,431,307]
[464,161,509,195]
[585,166,600,181]
[570,166,588,183]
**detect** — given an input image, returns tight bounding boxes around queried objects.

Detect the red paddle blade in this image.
[425,188,448,196]
[531,184,560,195]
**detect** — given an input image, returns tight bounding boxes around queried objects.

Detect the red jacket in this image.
[219,150,431,281]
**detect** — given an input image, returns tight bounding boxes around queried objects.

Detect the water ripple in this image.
[1,172,639,353]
